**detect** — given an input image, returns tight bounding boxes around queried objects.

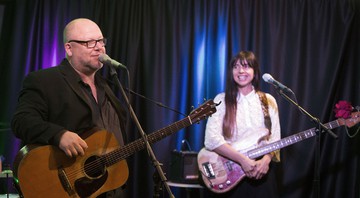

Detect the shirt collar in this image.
[238,87,256,100]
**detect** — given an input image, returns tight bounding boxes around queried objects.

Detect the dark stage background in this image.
[0,0,359,197]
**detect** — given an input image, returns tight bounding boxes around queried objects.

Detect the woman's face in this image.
[232,59,254,89]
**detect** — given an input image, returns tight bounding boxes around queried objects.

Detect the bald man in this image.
[12,18,127,197]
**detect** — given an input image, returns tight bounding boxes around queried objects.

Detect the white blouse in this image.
[204,89,281,161]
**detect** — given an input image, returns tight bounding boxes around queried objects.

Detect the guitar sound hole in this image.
[84,155,106,178]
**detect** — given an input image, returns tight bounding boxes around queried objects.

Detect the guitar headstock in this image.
[334,100,360,127]
[189,100,218,123]
[337,112,360,128]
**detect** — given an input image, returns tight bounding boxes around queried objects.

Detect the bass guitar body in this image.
[197,148,246,193]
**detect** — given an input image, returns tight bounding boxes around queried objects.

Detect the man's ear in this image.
[64,43,72,57]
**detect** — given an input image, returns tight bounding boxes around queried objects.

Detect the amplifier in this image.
[169,150,199,184]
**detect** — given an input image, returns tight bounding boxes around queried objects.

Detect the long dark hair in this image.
[222,51,261,139]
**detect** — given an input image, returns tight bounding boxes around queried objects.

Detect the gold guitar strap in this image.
[257,91,281,161]
[257,91,272,135]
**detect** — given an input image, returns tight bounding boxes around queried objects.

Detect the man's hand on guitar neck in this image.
[59,131,88,157]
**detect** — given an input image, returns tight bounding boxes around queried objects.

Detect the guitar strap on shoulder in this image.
[257,91,272,135]
[257,91,280,161]
[258,91,282,162]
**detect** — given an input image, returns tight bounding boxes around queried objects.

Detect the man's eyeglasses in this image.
[68,38,107,48]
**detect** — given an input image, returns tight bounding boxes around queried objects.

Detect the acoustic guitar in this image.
[13,100,217,198]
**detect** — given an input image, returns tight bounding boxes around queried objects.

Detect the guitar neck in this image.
[104,116,192,166]
[247,119,341,159]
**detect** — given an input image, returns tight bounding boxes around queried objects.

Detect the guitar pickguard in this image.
[75,172,108,198]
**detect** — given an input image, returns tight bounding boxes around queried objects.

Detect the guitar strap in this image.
[257,91,281,162]
[257,91,272,135]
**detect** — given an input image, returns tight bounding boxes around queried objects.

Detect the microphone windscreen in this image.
[98,54,110,63]
[262,73,272,82]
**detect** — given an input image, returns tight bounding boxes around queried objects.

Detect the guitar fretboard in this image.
[247,120,340,159]
[104,116,192,167]
[99,100,216,167]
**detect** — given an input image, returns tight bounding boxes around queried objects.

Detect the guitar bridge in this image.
[201,162,215,179]
[58,166,73,195]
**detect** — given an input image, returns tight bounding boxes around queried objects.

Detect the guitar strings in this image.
[63,145,131,182]
[60,104,215,184]
[62,120,191,182]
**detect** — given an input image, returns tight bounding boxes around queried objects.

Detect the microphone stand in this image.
[108,66,174,198]
[275,88,337,198]
[124,87,187,117]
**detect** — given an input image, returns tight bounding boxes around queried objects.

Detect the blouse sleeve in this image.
[204,93,227,150]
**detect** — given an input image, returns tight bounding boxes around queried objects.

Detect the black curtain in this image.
[0,0,359,197]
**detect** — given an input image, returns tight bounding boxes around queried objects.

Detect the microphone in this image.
[98,54,127,69]
[262,73,291,92]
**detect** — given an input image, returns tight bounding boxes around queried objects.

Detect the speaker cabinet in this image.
[169,150,199,184]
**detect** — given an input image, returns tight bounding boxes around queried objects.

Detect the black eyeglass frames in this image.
[67,38,107,48]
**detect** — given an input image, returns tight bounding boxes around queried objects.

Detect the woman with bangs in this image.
[204,51,281,197]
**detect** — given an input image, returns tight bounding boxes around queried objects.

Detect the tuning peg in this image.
[355,106,360,111]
